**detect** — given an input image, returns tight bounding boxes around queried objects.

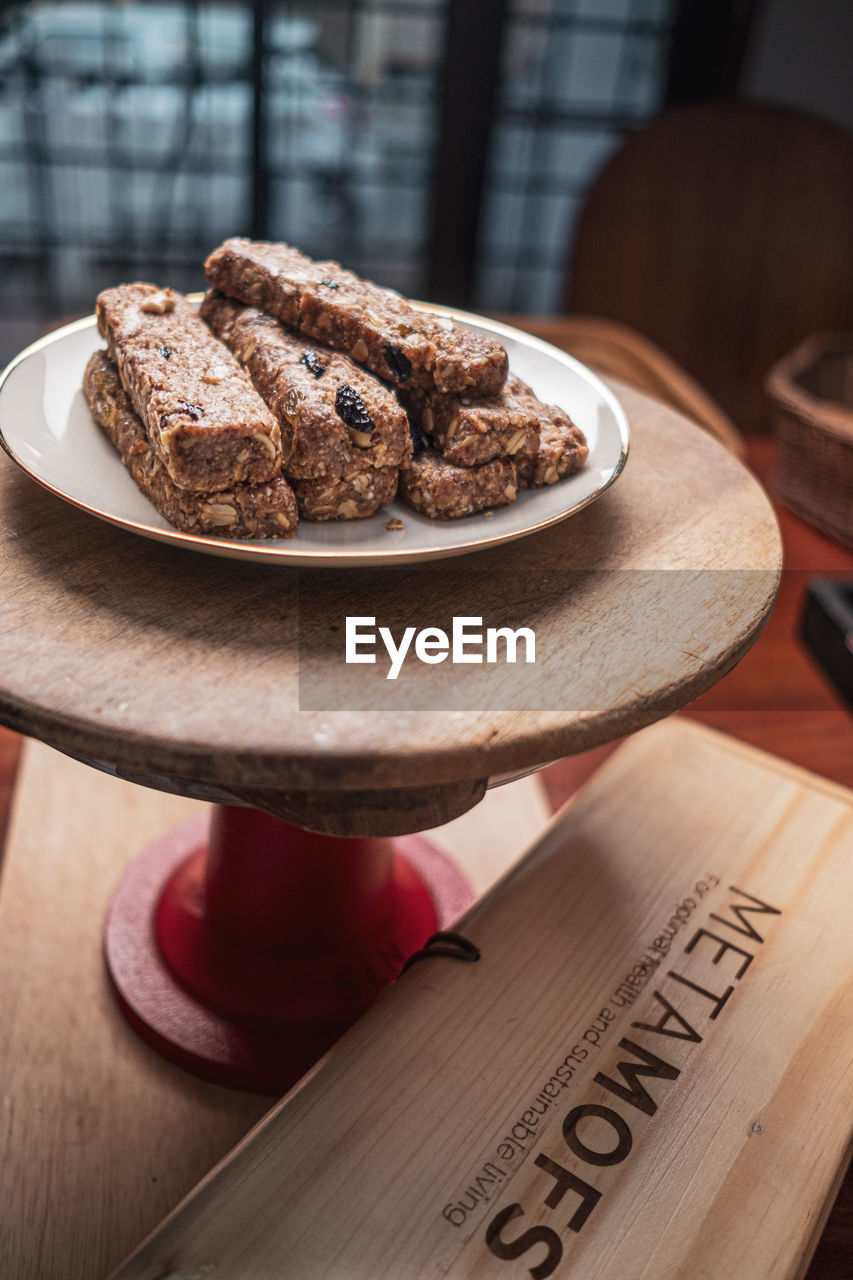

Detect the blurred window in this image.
[0,0,674,360]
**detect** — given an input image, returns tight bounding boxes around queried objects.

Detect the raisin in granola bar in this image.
[204,238,508,397]
[398,448,517,521]
[401,373,541,468]
[84,351,297,539]
[292,466,398,522]
[201,291,411,480]
[511,380,589,487]
[96,283,282,492]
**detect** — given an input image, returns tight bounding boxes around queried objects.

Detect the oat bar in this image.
[202,291,411,480]
[398,448,517,521]
[204,238,509,397]
[292,466,398,522]
[96,283,282,492]
[84,351,297,539]
[402,374,541,467]
[512,380,589,487]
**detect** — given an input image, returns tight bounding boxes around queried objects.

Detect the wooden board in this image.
[0,381,780,820]
[111,719,853,1280]
[0,739,549,1280]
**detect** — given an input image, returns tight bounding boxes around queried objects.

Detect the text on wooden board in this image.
[480,883,782,1277]
[438,880,781,1276]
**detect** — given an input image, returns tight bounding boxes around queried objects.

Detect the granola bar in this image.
[398,448,517,521]
[96,283,282,492]
[512,380,589,487]
[292,466,398,522]
[204,238,509,397]
[201,291,411,480]
[84,351,297,539]
[402,374,541,467]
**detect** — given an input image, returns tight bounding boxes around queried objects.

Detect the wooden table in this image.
[0,339,849,1275]
[0,376,779,826]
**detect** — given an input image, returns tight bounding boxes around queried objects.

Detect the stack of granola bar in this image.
[205,238,588,525]
[85,240,588,540]
[199,288,410,522]
[87,283,298,538]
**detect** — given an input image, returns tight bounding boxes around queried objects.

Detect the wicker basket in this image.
[766,333,853,548]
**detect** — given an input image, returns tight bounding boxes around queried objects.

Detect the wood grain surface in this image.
[0,379,780,824]
[0,742,550,1280]
[0,742,273,1280]
[109,719,853,1280]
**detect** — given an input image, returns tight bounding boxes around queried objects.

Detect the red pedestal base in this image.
[104,808,472,1093]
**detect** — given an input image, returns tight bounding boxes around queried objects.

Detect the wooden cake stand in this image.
[0,380,781,1093]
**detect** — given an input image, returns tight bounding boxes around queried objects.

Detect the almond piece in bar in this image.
[201,291,411,480]
[398,448,517,521]
[402,374,541,467]
[204,238,509,398]
[84,352,297,539]
[96,283,282,492]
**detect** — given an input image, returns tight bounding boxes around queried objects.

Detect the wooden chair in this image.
[567,98,853,434]
[509,311,745,456]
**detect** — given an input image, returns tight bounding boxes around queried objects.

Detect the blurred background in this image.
[0,0,850,371]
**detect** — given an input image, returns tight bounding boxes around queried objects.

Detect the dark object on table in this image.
[800,579,853,712]
[766,335,853,550]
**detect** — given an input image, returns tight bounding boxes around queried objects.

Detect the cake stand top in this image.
[0,379,780,829]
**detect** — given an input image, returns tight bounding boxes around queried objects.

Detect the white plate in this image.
[0,302,629,566]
